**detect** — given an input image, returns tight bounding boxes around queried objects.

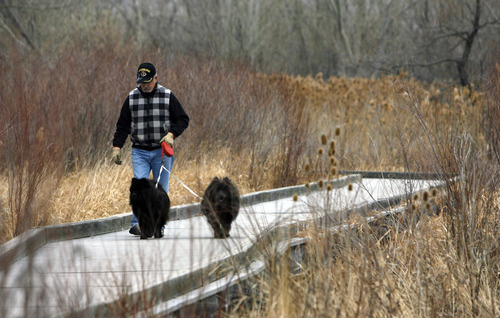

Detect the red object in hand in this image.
[161,142,174,157]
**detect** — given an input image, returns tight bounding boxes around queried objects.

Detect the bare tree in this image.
[0,0,38,51]
[0,0,115,56]
[412,0,500,86]
[318,0,413,76]
[1,0,498,83]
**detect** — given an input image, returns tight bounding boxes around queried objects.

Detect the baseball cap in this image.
[136,62,156,83]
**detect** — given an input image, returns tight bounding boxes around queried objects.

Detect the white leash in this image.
[156,164,202,200]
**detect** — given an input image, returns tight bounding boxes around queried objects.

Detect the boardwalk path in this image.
[0,175,444,317]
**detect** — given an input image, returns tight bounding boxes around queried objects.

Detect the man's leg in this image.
[130,148,153,228]
[151,149,173,233]
[151,149,174,194]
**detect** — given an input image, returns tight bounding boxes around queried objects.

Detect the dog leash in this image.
[157,163,203,200]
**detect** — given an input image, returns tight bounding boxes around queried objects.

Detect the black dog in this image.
[201,177,240,238]
[129,178,170,239]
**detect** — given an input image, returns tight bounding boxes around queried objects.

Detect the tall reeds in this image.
[0,44,494,243]
[0,40,498,317]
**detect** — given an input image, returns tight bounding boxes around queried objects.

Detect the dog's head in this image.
[130,177,153,191]
[205,177,240,213]
[129,178,153,203]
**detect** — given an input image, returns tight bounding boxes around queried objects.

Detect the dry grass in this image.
[0,43,498,316]
[0,63,493,240]
[225,67,498,317]
[232,191,499,317]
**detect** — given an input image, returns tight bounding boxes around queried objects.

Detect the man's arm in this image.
[113,97,132,147]
[168,93,189,137]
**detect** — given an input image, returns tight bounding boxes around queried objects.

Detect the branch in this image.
[411,58,459,68]
[0,0,38,52]
[434,29,469,41]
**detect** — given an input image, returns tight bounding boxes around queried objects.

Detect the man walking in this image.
[112,62,189,235]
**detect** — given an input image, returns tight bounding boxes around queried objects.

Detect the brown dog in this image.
[201,177,240,238]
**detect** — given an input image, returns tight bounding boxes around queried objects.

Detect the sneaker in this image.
[129,224,141,235]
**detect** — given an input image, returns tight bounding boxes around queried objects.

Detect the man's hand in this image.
[112,147,122,165]
[160,132,175,147]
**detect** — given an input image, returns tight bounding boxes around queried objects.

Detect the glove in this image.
[160,132,175,147]
[112,147,122,165]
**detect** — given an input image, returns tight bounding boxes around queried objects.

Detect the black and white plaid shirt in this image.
[129,85,171,148]
[113,84,189,150]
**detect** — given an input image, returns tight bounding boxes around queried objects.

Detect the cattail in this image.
[318,148,324,155]
[318,180,324,188]
[330,140,335,150]
[335,127,341,136]
[327,184,333,191]
[423,191,429,202]
[411,204,417,211]
[36,127,45,143]
[426,203,432,210]
[383,101,392,111]
[305,164,311,172]
[293,194,298,202]
[431,189,438,197]
[413,193,419,201]
[331,167,337,176]
[399,68,408,77]
[321,134,327,145]
[348,183,353,191]
[453,87,460,102]
[305,182,310,188]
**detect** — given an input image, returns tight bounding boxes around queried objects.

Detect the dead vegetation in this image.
[0,44,499,317]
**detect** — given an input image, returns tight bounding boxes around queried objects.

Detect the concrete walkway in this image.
[0,176,444,317]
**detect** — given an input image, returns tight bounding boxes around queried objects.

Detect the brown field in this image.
[0,52,498,316]
[1,65,490,234]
